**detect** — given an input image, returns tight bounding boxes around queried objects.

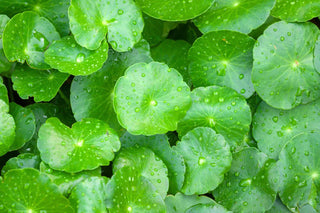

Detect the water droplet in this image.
[272,116,278,123]
[118,9,124,15]
[76,53,85,63]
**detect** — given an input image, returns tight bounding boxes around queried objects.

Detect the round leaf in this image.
[2,11,60,69]
[271,0,320,22]
[174,127,232,195]
[114,62,192,135]
[188,31,255,98]
[194,0,275,34]
[213,148,276,213]
[314,35,320,74]
[135,0,215,21]
[121,132,185,194]
[68,0,143,51]
[113,146,169,198]
[0,77,9,105]
[0,100,15,157]
[270,132,320,211]
[1,153,40,176]
[70,40,152,134]
[9,102,36,151]
[38,117,121,173]
[0,15,11,73]
[12,64,69,102]
[186,203,231,213]
[177,86,252,150]
[105,166,166,213]
[69,176,108,213]
[44,36,108,76]
[151,39,192,86]
[252,21,320,109]
[252,100,320,159]
[0,168,74,212]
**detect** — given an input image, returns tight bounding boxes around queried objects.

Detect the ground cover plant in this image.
[0,0,320,212]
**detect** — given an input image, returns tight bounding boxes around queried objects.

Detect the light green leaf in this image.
[252,21,320,109]
[174,127,232,195]
[2,11,60,69]
[177,86,252,150]
[12,64,69,102]
[45,36,108,76]
[0,100,15,157]
[135,0,215,21]
[0,77,9,105]
[188,31,255,98]
[0,168,74,212]
[1,153,40,176]
[213,148,276,213]
[0,15,11,73]
[38,117,121,173]
[113,147,169,198]
[114,62,192,135]
[314,34,320,74]
[68,0,143,51]
[186,203,231,213]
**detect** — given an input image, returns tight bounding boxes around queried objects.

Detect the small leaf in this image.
[38,117,121,173]
[1,153,40,176]
[186,203,231,213]
[0,100,15,157]
[0,15,12,73]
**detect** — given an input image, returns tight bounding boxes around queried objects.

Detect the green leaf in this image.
[9,102,36,151]
[40,162,101,195]
[265,198,290,213]
[252,21,320,110]
[177,86,252,150]
[113,147,169,198]
[213,148,276,213]
[0,100,15,157]
[194,0,275,34]
[0,77,9,105]
[12,64,69,102]
[44,36,109,76]
[173,127,232,195]
[69,176,108,213]
[186,203,231,213]
[188,31,255,98]
[314,35,320,74]
[0,15,11,73]
[269,132,320,211]
[105,166,166,213]
[151,39,192,86]
[271,0,320,22]
[38,117,121,173]
[252,100,320,159]
[135,0,215,21]
[0,0,70,36]
[2,11,60,69]
[0,168,74,212]
[121,132,185,194]
[70,40,152,134]
[1,153,40,176]
[68,0,144,51]
[114,62,192,135]
[165,192,214,213]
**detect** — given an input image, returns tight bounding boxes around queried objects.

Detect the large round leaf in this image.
[174,127,232,195]
[70,40,152,134]
[0,0,70,36]
[1,153,40,176]
[135,0,215,21]
[0,15,11,73]
[177,86,252,150]
[113,146,169,198]
[38,117,121,173]
[121,132,185,194]
[213,148,276,213]
[45,36,109,76]
[105,166,166,213]
[12,64,69,102]
[271,0,320,22]
[252,21,320,110]
[0,100,15,157]
[9,103,36,151]
[0,168,74,212]
[188,31,255,98]
[69,176,108,213]
[194,0,275,34]
[114,62,192,135]
[68,0,143,51]
[151,39,192,86]
[252,100,320,159]
[2,11,60,69]
[270,132,320,211]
